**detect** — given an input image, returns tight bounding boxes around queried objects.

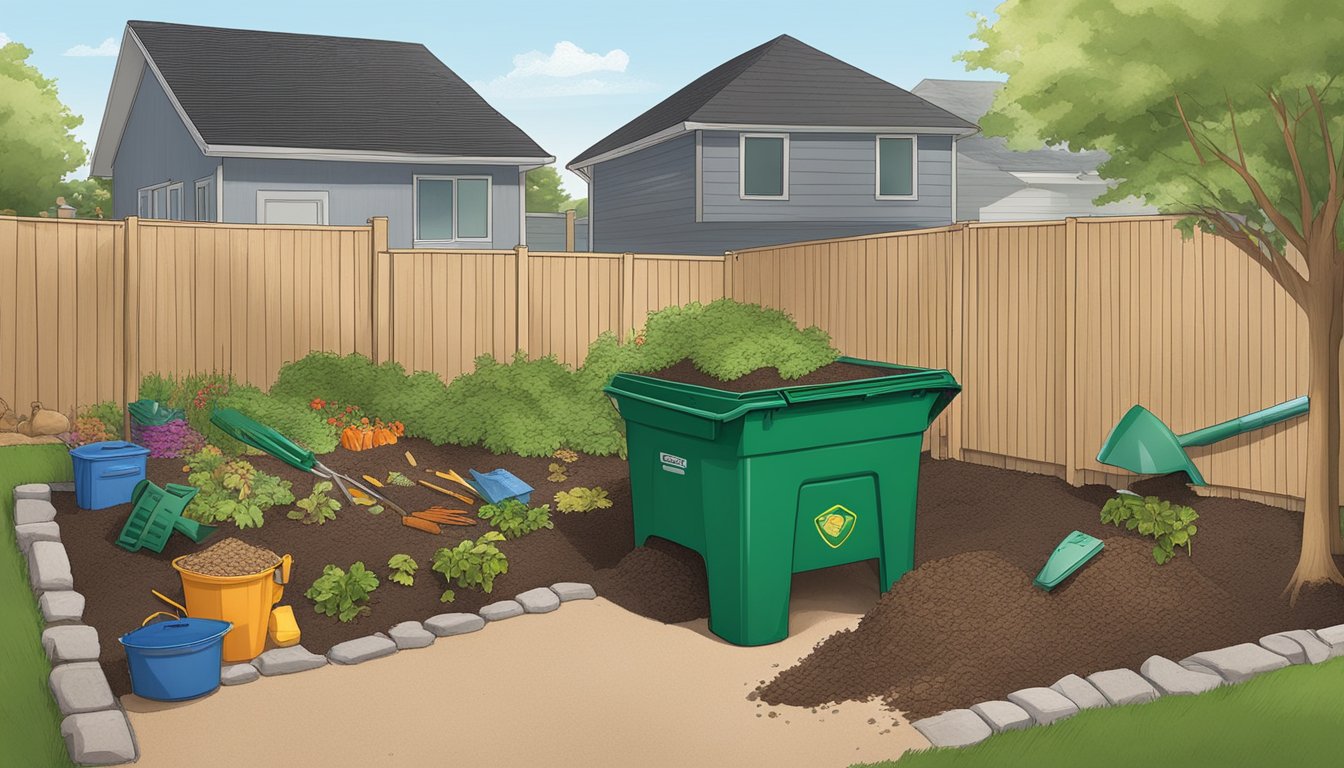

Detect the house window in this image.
[137,189,151,217]
[740,134,788,199]
[194,178,212,222]
[138,181,185,219]
[876,136,918,199]
[414,176,492,244]
[167,183,184,220]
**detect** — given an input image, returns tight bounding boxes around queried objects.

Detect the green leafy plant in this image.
[547,462,568,482]
[288,480,340,525]
[182,446,294,528]
[555,487,613,513]
[78,402,122,440]
[305,562,379,622]
[432,531,509,603]
[1100,494,1200,564]
[477,498,554,538]
[387,554,417,587]
[385,471,415,487]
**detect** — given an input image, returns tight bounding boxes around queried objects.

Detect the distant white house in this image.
[911,79,1157,222]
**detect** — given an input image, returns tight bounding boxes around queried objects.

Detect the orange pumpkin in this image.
[339,423,399,452]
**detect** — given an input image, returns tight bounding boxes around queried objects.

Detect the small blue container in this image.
[119,616,232,701]
[70,441,150,510]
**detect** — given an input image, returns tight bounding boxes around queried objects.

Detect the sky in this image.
[2,0,1001,196]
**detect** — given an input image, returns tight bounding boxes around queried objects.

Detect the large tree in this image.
[0,40,86,215]
[525,166,571,213]
[962,0,1344,600]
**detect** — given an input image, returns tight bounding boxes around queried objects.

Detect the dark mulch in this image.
[758,462,1344,719]
[644,358,908,392]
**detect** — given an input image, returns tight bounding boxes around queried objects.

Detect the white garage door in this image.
[256,191,330,225]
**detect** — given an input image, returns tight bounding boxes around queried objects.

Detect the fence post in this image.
[722,251,735,301]
[945,225,967,461]
[1064,217,1081,486]
[121,216,140,440]
[621,252,635,341]
[564,209,575,252]
[515,244,530,356]
[369,217,390,364]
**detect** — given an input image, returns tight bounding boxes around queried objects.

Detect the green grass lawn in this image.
[863,657,1344,768]
[0,444,77,768]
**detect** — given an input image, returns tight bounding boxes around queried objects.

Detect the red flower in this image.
[327,417,339,425]
[310,398,325,410]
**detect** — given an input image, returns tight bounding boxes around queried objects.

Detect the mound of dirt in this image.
[592,537,710,623]
[759,537,1252,719]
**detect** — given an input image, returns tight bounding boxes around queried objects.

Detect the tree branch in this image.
[1307,85,1342,238]
[1266,89,1316,237]
[1195,206,1309,306]
[1173,93,1207,165]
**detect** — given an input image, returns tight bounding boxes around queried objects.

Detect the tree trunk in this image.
[1285,290,1344,602]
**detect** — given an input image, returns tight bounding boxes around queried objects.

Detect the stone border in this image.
[912,628,1344,748]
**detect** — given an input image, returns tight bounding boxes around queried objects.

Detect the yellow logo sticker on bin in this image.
[814,505,857,548]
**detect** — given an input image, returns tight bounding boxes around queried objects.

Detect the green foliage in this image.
[288,480,340,525]
[384,471,415,487]
[563,198,588,219]
[0,41,87,216]
[386,554,417,587]
[304,562,379,622]
[547,462,568,482]
[57,178,112,219]
[477,498,554,538]
[78,402,122,439]
[1100,494,1200,564]
[432,531,508,602]
[555,486,613,514]
[182,446,295,529]
[525,166,573,213]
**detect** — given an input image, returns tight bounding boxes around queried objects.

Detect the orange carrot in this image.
[401,516,441,535]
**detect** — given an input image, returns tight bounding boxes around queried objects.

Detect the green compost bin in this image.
[604,356,960,647]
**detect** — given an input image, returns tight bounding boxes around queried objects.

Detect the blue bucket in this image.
[119,614,232,701]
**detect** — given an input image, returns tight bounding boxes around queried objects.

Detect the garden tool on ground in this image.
[1096,396,1308,486]
[209,408,408,516]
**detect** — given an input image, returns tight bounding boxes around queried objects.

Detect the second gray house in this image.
[568,35,977,255]
[92,21,552,249]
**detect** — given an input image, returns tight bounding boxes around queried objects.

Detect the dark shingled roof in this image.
[570,35,974,167]
[128,20,549,158]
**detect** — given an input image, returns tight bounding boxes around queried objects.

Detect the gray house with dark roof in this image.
[92,21,552,248]
[568,35,978,255]
[910,79,1156,222]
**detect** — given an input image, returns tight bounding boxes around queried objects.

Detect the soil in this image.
[55,443,1344,716]
[178,538,280,577]
[644,358,910,393]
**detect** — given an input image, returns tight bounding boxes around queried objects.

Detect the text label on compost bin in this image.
[815,505,858,548]
[660,452,688,475]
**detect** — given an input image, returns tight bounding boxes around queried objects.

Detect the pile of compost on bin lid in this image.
[644,359,913,394]
[179,537,280,577]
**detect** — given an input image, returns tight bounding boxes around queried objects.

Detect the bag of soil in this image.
[19,402,70,436]
[0,398,22,432]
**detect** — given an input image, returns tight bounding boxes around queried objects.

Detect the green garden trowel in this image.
[1096,396,1309,486]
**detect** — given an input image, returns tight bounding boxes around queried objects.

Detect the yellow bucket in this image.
[172,554,292,663]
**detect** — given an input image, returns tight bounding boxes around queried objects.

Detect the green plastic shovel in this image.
[1096,396,1308,485]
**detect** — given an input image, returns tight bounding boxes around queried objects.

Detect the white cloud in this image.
[0,32,11,46]
[472,41,650,100]
[508,41,629,78]
[64,37,118,57]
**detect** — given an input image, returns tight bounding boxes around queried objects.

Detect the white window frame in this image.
[739,133,790,200]
[137,188,151,217]
[137,181,184,219]
[166,182,184,220]
[412,175,493,246]
[193,177,213,222]
[254,190,330,225]
[875,134,919,201]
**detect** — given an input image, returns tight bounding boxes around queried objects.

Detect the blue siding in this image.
[111,72,219,220]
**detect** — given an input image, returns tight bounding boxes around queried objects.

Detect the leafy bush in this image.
[555,487,613,513]
[288,480,340,525]
[1100,494,1200,564]
[132,419,206,458]
[387,554,417,587]
[305,562,379,622]
[80,402,122,439]
[476,498,554,539]
[182,446,295,528]
[432,531,508,603]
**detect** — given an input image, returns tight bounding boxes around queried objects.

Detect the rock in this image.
[42,625,99,663]
[1181,643,1291,684]
[252,646,327,676]
[969,700,1032,732]
[1085,668,1159,706]
[1139,655,1223,696]
[550,582,597,601]
[911,709,993,748]
[220,664,260,686]
[50,481,76,493]
[14,483,51,501]
[424,613,486,637]
[49,662,115,715]
[1316,624,1344,658]
[1050,673,1108,710]
[1259,630,1331,665]
[60,710,137,765]
[17,521,61,553]
[327,635,397,665]
[1006,687,1078,725]
[15,498,57,525]
[516,587,561,613]
[388,621,435,650]
[479,600,525,622]
[40,591,86,624]
[28,540,73,592]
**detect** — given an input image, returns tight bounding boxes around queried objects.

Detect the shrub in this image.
[387,554,417,587]
[305,562,379,622]
[476,498,554,538]
[132,419,206,458]
[288,480,340,525]
[80,402,122,439]
[182,446,295,529]
[555,487,613,513]
[431,531,508,603]
[213,386,339,455]
[1100,494,1200,564]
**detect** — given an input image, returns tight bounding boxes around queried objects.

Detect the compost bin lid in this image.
[120,616,232,650]
[70,441,151,460]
